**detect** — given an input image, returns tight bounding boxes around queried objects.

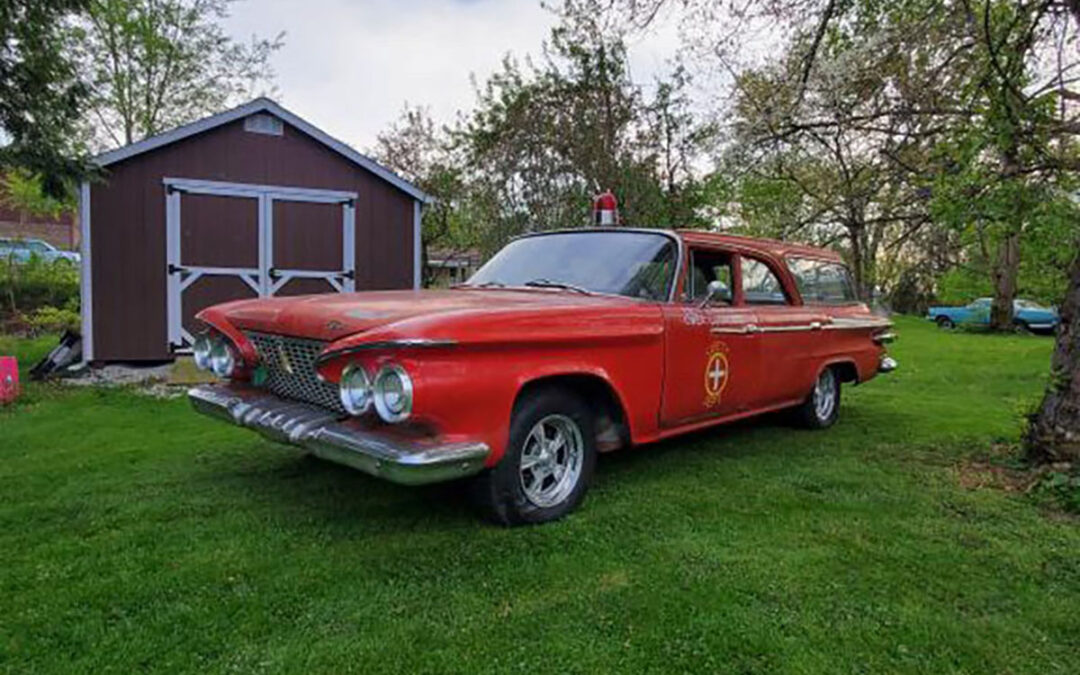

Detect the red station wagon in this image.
[189,229,897,524]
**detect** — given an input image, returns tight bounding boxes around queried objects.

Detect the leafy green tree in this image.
[0,0,93,196]
[0,170,77,221]
[454,14,713,252]
[371,106,478,285]
[68,0,284,148]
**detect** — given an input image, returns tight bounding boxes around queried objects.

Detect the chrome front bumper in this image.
[188,384,490,485]
[879,356,899,373]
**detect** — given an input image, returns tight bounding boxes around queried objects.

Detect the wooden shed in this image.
[79,98,429,363]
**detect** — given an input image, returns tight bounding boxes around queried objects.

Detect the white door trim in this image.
[164,178,359,350]
[79,181,93,363]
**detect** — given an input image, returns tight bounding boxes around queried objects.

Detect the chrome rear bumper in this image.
[189,384,490,485]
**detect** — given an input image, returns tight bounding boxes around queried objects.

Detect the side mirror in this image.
[699,280,728,308]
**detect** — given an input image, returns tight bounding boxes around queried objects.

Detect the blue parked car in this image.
[927,297,1060,333]
[0,237,80,265]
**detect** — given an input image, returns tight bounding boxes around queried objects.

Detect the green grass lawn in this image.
[2,317,1078,673]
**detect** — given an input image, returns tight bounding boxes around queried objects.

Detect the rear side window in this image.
[741,258,788,305]
[786,258,857,304]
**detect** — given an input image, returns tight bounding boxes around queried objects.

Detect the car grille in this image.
[243,331,344,414]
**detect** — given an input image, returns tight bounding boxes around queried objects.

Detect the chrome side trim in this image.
[711,317,894,335]
[315,338,458,366]
[710,325,756,335]
[188,384,489,485]
[822,317,894,330]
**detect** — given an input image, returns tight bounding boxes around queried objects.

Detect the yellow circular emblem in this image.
[704,351,730,399]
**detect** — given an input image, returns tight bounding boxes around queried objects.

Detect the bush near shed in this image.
[0,256,80,335]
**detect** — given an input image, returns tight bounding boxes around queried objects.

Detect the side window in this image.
[687,250,734,305]
[786,257,857,304]
[741,257,788,305]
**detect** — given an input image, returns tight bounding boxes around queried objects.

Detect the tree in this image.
[0,0,94,196]
[371,106,476,285]
[453,14,713,252]
[68,0,284,149]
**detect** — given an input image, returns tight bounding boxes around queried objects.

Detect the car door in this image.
[741,254,829,408]
[660,247,760,427]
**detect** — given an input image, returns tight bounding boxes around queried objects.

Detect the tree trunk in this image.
[1026,245,1080,463]
[847,221,872,302]
[990,230,1020,330]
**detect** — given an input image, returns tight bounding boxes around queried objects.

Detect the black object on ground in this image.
[29,331,82,381]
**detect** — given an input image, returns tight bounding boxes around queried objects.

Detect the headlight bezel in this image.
[338,363,373,415]
[373,363,413,423]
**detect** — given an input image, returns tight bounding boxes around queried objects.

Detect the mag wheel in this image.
[471,387,596,525]
[795,367,841,429]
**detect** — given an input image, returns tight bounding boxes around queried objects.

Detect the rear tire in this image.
[471,387,596,526]
[795,367,841,429]
[936,316,955,329]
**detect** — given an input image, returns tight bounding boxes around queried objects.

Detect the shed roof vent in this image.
[244,113,283,136]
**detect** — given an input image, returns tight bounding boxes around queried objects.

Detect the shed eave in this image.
[90,97,432,204]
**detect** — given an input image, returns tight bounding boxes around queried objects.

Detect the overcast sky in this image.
[224,0,682,152]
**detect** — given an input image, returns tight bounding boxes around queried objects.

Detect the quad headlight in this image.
[373,364,413,423]
[192,333,212,370]
[209,338,237,378]
[338,364,373,415]
[193,331,238,379]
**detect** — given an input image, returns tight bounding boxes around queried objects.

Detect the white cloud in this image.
[224,0,683,151]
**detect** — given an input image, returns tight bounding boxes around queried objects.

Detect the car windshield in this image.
[1015,299,1047,310]
[465,230,677,300]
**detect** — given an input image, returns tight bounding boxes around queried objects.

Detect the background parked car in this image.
[0,238,80,265]
[927,297,1059,333]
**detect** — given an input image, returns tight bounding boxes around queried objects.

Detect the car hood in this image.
[198,288,655,343]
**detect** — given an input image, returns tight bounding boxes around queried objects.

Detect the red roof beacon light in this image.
[593,191,619,226]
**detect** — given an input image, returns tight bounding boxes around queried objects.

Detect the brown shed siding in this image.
[89,118,416,361]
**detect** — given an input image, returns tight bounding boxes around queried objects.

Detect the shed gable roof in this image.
[92,98,430,203]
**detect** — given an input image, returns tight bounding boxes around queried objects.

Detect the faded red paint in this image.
[196,230,891,466]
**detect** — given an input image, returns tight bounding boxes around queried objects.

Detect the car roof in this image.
[674,230,844,263]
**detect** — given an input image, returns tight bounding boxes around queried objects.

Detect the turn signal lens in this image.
[339,364,373,415]
[373,364,413,423]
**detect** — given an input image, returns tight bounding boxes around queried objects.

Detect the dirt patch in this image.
[957,460,1034,493]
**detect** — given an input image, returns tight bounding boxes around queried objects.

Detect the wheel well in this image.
[514,374,630,452]
[827,361,858,384]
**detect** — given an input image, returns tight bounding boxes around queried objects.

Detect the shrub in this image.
[24,305,81,335]
[0,255,80,323]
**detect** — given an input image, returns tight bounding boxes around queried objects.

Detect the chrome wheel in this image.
[813,369,837,422]
[519,414,584,508]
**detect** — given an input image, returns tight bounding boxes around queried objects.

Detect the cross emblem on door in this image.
[704,350,730,401]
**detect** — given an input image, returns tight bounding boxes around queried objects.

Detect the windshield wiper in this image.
[454,280,506,289]
[523,278,593,295]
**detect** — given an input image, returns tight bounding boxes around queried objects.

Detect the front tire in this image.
[471,387,596,526]
[795,367,841,429]
[936,316,955,329]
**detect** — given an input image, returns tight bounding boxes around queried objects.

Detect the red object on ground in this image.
[593,191,619,226]
[0,357,18,404]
